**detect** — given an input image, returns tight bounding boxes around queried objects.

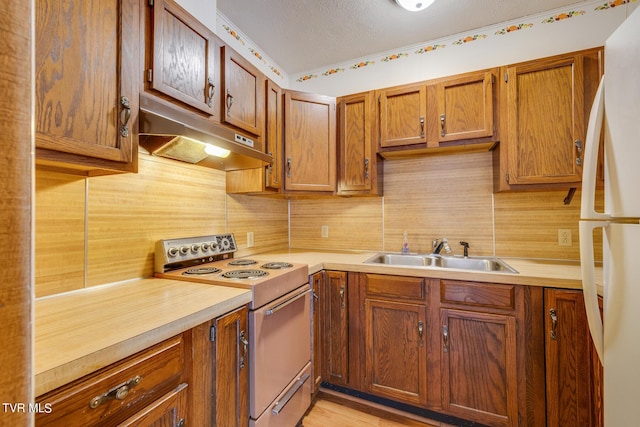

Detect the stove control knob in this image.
[179,246,189,255]
[191,244,200,253]
[167,247,179,257]
[201,242,210,251]
[210,241,219,252]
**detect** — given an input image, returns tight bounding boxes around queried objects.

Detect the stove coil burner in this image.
[183,267,221,276]
[261,262,293,270]
[222,269,269,279]
[228,259,258,266]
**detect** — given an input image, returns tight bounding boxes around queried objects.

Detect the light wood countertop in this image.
[35,277,251,397]
[246,249,602,290]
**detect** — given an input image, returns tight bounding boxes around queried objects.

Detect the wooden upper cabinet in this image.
[265,79,283,190]
[378,84,427,148]
[284,91,336,192]
[338,92,381,195]
[433,70,496,143]
[35,0,139,174]
[222,46,265,137]
[498,48,603,188]
[146,0,220,118]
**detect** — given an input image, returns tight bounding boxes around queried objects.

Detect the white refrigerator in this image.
[580,6,640,426]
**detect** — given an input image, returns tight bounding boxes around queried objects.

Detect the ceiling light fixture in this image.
[394,0,435,12]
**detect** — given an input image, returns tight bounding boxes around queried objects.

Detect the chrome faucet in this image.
[432,238,452,255]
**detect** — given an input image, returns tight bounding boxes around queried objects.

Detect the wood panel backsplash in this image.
[290,151,602,261]
[35,153,288,297]
[36,150,600,297]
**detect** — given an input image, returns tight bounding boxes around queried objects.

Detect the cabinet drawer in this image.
[440,280,515,310]
[36,334,184,427]
[364,274,425,301]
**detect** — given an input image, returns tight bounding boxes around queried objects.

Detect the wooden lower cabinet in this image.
[35,335,186,427]
[36,306,248,427]
[318,272,546,427]
[189,306,249,427]
[323,271,351,386]
[440,308,517,426]
[311,271,324,395]
[544,288,603,427]
[364,297,427,406]
[119,383,188,427]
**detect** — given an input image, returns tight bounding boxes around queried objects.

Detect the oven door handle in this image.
[271,373,310,415]
[265,288,310,316]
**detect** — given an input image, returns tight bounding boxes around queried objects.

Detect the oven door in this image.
[250,285,311,419]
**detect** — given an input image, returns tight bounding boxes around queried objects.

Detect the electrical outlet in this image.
[321,225,329,238]
[558,229,572,247]
[247,231,254,248]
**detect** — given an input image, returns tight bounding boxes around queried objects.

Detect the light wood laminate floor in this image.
[302,394,458,427]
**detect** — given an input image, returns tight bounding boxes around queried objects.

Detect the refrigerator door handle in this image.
[580,76,610,221]
[579,220,607,363]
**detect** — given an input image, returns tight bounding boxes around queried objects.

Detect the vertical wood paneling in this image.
[383,152,495,256]
[494,189,603,260]
[35,169,86,297]
[290,197,383,251]
[86,154,227,286]
[226,194,288,257]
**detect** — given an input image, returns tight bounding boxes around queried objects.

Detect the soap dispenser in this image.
[402,231,410,254]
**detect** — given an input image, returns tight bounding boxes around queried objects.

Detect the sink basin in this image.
[364,253,518,274]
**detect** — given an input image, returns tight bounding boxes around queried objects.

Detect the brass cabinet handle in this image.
[418,321,424,347]
[419,116,425,138]
[89,375,141,409]
[120,96,131,137]
[440,113,446,137]
[286,157,292,178]
[364,158,369,179]
[239,330,249,369]
[226,90,234,115]
[207,77,215,107]
[550,308,558,340]
[339,285,345,309]
[443,325,449,353]
[575,140,583,166]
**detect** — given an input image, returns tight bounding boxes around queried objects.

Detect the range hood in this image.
[138,94,272,171]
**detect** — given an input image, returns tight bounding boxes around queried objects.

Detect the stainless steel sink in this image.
[364,253,518,273]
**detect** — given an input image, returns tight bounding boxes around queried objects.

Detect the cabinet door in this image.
[213,306,249,427]
[365,299,427,406]
[323,271,349,385]
[311,272,324,395]
[35,0,138,173]
[544,289,603,427]
[504,54,587,185]
[284,91,336,192]
[437,71,495,142]
[222,46,265,137]
[441,308,518,427]
[118,383,188,427]
[338,92,380,195]
[379,84,427,148]
[265,79,283,190]
[147,0,219,117]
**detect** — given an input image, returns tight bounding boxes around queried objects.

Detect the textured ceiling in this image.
[217,0,588,74]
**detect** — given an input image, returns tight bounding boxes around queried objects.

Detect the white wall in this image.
[175,0,217,34]
[180,0,638,97]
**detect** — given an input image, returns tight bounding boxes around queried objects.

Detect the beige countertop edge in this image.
[246,250,601,291]
[35,278,251,397]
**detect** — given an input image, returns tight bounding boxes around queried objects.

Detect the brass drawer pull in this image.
[89,375,142,409]
[120,96,131,137]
